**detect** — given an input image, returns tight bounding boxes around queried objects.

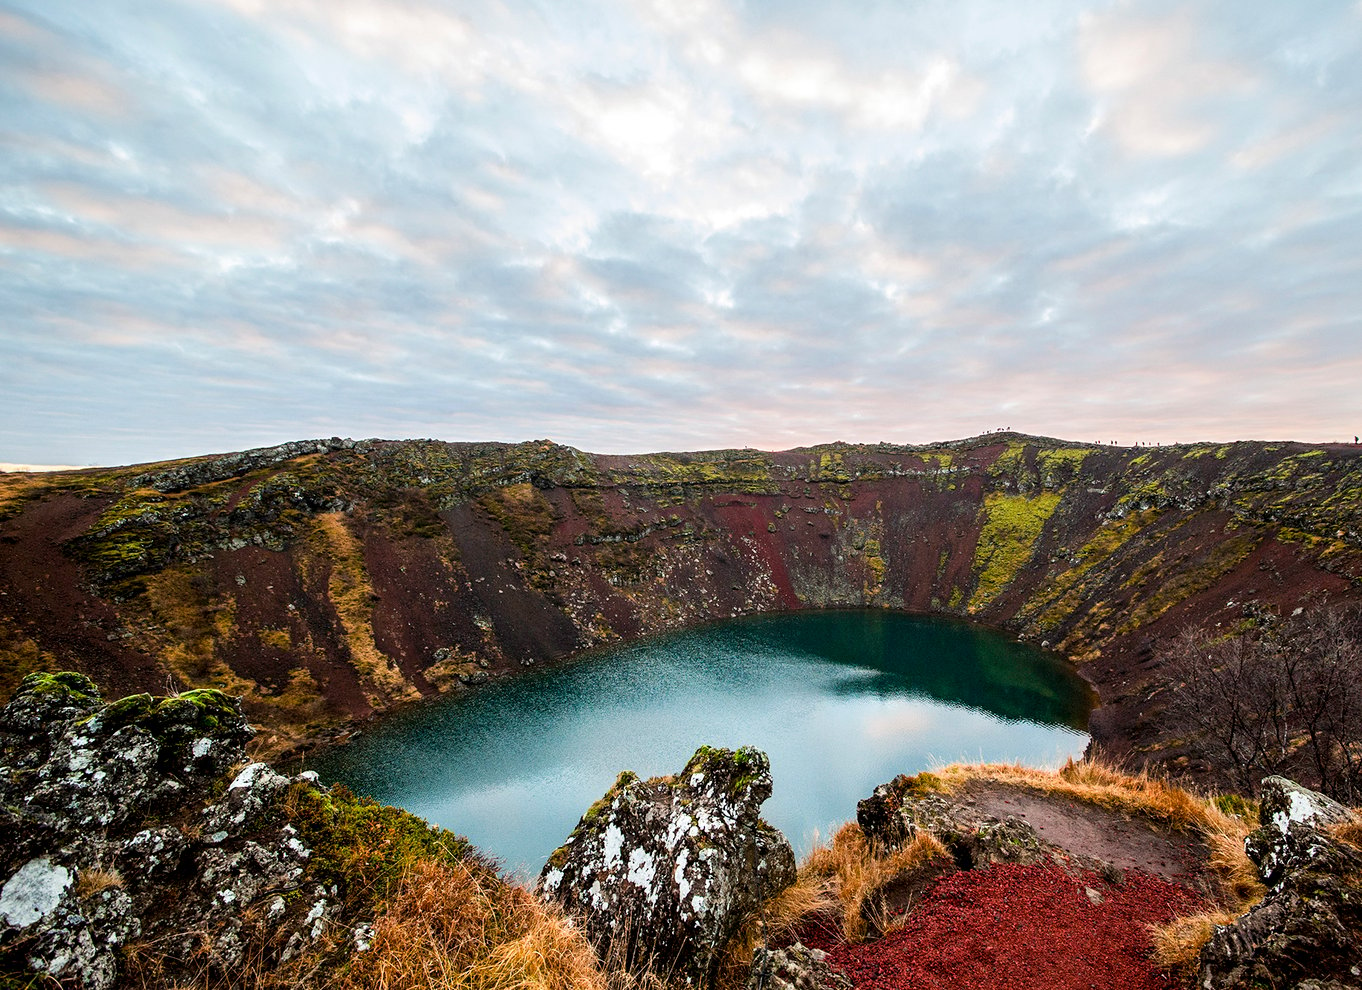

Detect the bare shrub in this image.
[1160,604,1362,803]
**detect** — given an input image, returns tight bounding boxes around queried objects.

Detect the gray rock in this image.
[857,776,1056,869]
[202,762,293,838]
[1248,776,1357,887]
[749,942,850,990]
[0,673,336,988]
[0,858,72,929]
[539,745,797,986]
[1198,777,1362,990]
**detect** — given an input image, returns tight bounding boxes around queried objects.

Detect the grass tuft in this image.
[802,823,948,942]
[328,858,604,990]
[75,867,124,899]
[1146,910,1239,973]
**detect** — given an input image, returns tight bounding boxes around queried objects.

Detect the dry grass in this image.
[1146,910,1240,973]
[715,873,837,986]
[76,867,125,899]
[837,757,1275,977]
[310,513,420,709]
[1203,830,1265,907]
[802,822,949,942]
[325,858,604,990]
[1330,819,1362,852]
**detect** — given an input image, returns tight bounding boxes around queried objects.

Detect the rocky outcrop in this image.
[0,673,341,988]
[538,745,797,986]
[857,775,1056,868]
[131,437,362,493]
[1198,777,1362,990]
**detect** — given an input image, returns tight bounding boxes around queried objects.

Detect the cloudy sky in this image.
[3,0,1361,466]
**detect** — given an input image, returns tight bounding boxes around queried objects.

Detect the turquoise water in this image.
[310,610,1093,876]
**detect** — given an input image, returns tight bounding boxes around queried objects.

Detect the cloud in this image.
[1,0,1361,464]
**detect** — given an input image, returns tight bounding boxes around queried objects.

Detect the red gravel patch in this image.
[812,864,1203,990]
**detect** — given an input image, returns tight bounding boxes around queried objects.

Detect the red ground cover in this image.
[810,864,1204,990]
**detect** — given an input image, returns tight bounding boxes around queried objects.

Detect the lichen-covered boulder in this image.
[538,745,797,985]
[856,773,922,851]
[1245,776,1356,886]
[1197,777,1362,990]
[0,673,335,988]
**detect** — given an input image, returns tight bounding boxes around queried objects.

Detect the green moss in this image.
[988,444,1026,479]
[1119,533,1259,633]
[1212,792,1257,824]
[604,450,779,494]
[139,689,242,738]
[14,670,99,703]
[904,771,945,796]
[1017,510,1156,633]
[862,537,887,596]
[285,782,478,914]
[589,770,638,819]
[94,692,155,730]
[815,451,852,483]
[971,491,1062,609]
[1035,448,1091,474]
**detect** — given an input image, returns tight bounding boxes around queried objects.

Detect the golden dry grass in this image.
[1146,910,1240,973]
[802,822,948,942]
[310,513,420,708]
[715,872,838,986]
[932,757,1265,908]
[1330,819,1362,851]
[326,858,604,990]
[76,867,125,899]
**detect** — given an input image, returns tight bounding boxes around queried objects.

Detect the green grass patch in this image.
[971,491,1061,609]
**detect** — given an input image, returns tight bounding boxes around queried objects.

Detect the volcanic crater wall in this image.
[1,434,1359,762]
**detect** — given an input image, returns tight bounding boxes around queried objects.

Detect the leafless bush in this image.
[1161,604,1362,803]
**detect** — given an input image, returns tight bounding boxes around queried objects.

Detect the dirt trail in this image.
[958,780,1207,882]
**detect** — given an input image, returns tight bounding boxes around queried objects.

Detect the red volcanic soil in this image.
[809,864,1203,990]
[0,493,161,697]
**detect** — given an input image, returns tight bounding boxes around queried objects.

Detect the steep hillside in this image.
[1,434,1359,761]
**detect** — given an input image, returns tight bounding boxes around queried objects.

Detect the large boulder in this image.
[1245,776,1356,886]
[538,745,797,986]
[0,673,337,988]
[1198,777,1362,990]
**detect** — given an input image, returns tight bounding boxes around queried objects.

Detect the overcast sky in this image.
[3,0,1361,466]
